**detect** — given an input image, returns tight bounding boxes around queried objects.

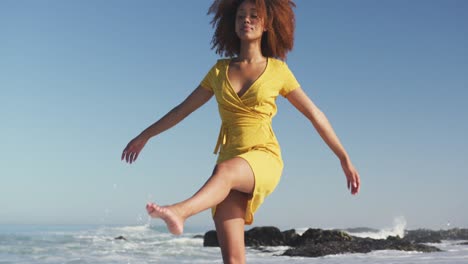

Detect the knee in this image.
[212,162,237,183]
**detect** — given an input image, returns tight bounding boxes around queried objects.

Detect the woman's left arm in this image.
[286,87,361,195]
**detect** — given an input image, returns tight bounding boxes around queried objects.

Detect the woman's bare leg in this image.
[146,157,254,235]
[214,190,249,264]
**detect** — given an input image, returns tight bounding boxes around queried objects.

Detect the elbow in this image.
[306,108,325,123]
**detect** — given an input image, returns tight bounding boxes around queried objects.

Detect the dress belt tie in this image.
[213,118,270,155]
[214,123,226,154]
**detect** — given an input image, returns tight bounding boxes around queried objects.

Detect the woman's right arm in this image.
[121,85,213,163]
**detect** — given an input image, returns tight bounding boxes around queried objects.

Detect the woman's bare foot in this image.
[146,203,184,235]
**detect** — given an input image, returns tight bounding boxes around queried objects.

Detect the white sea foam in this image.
[347,216,407,239]
[114,224,151,233]
[1,222,467,264]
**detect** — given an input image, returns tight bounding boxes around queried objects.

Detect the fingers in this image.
[121,148,140,164]
[355,175,361,194]
[127,151,138,163]
[127,151,133,163]
[352,182,358,195]
[348,179,357,195]
[342,162,360,195]
[346,171,360,195]
[121,144,131,162]
[121,137,147,164]
[121,151,130,162]
[350,173,360,195]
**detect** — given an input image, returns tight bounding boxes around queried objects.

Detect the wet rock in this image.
[343,227,379,233]
[203,226,447,258]
[296,228,353,245]
[203,230,219,247]
[403,228,468,243]
[245,226,285,247]
[403,229,443,243]
[441,228,468,240]
[282,234,440,258]
[282,229,300,246]
[114,236,127,241]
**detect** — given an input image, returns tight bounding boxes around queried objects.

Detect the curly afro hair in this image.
[208,0,296,60]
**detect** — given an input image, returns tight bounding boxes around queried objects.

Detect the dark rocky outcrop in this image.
[282,229,300,246]
[343,227,380,233]
[202,227,459,258]
[245,226,286,247]
[403,228,468,243]
[296,229,353,245]
[282,234,440,257]
[203,230,219,247]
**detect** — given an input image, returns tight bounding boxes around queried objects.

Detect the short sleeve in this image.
[279,62,300,97]
[200,63,218,92]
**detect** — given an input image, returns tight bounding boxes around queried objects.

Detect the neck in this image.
[237,40,265,63]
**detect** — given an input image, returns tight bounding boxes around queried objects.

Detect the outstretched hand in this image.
[121,135,148,164]
[341,159,361,195]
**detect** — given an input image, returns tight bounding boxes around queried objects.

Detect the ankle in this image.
[169,204,188,220]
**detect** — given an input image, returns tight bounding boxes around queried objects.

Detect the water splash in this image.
[347,216,407,239]
[136,214,144,223]
[391,216,407,238]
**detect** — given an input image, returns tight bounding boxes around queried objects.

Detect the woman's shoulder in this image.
[268,57,291,70]
[206,58,230,69]
[269,57,289,65]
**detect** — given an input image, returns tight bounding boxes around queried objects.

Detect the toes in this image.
[145,203,166,217]
[146,203,157,213]
[154,205,161,212]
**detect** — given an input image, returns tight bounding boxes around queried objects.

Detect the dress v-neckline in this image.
[226,57,269,100]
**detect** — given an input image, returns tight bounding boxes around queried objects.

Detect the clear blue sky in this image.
[1,0,467,230]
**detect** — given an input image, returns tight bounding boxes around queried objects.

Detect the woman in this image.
[122,0,360,263]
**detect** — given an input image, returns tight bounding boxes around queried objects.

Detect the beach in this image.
[1,224,467,264]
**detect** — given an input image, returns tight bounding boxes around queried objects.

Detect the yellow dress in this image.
[200,57,300,224]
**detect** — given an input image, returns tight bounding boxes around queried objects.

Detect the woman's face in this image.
[235,1,266,41]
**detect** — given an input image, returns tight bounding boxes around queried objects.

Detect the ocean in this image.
[0,223,467,264]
